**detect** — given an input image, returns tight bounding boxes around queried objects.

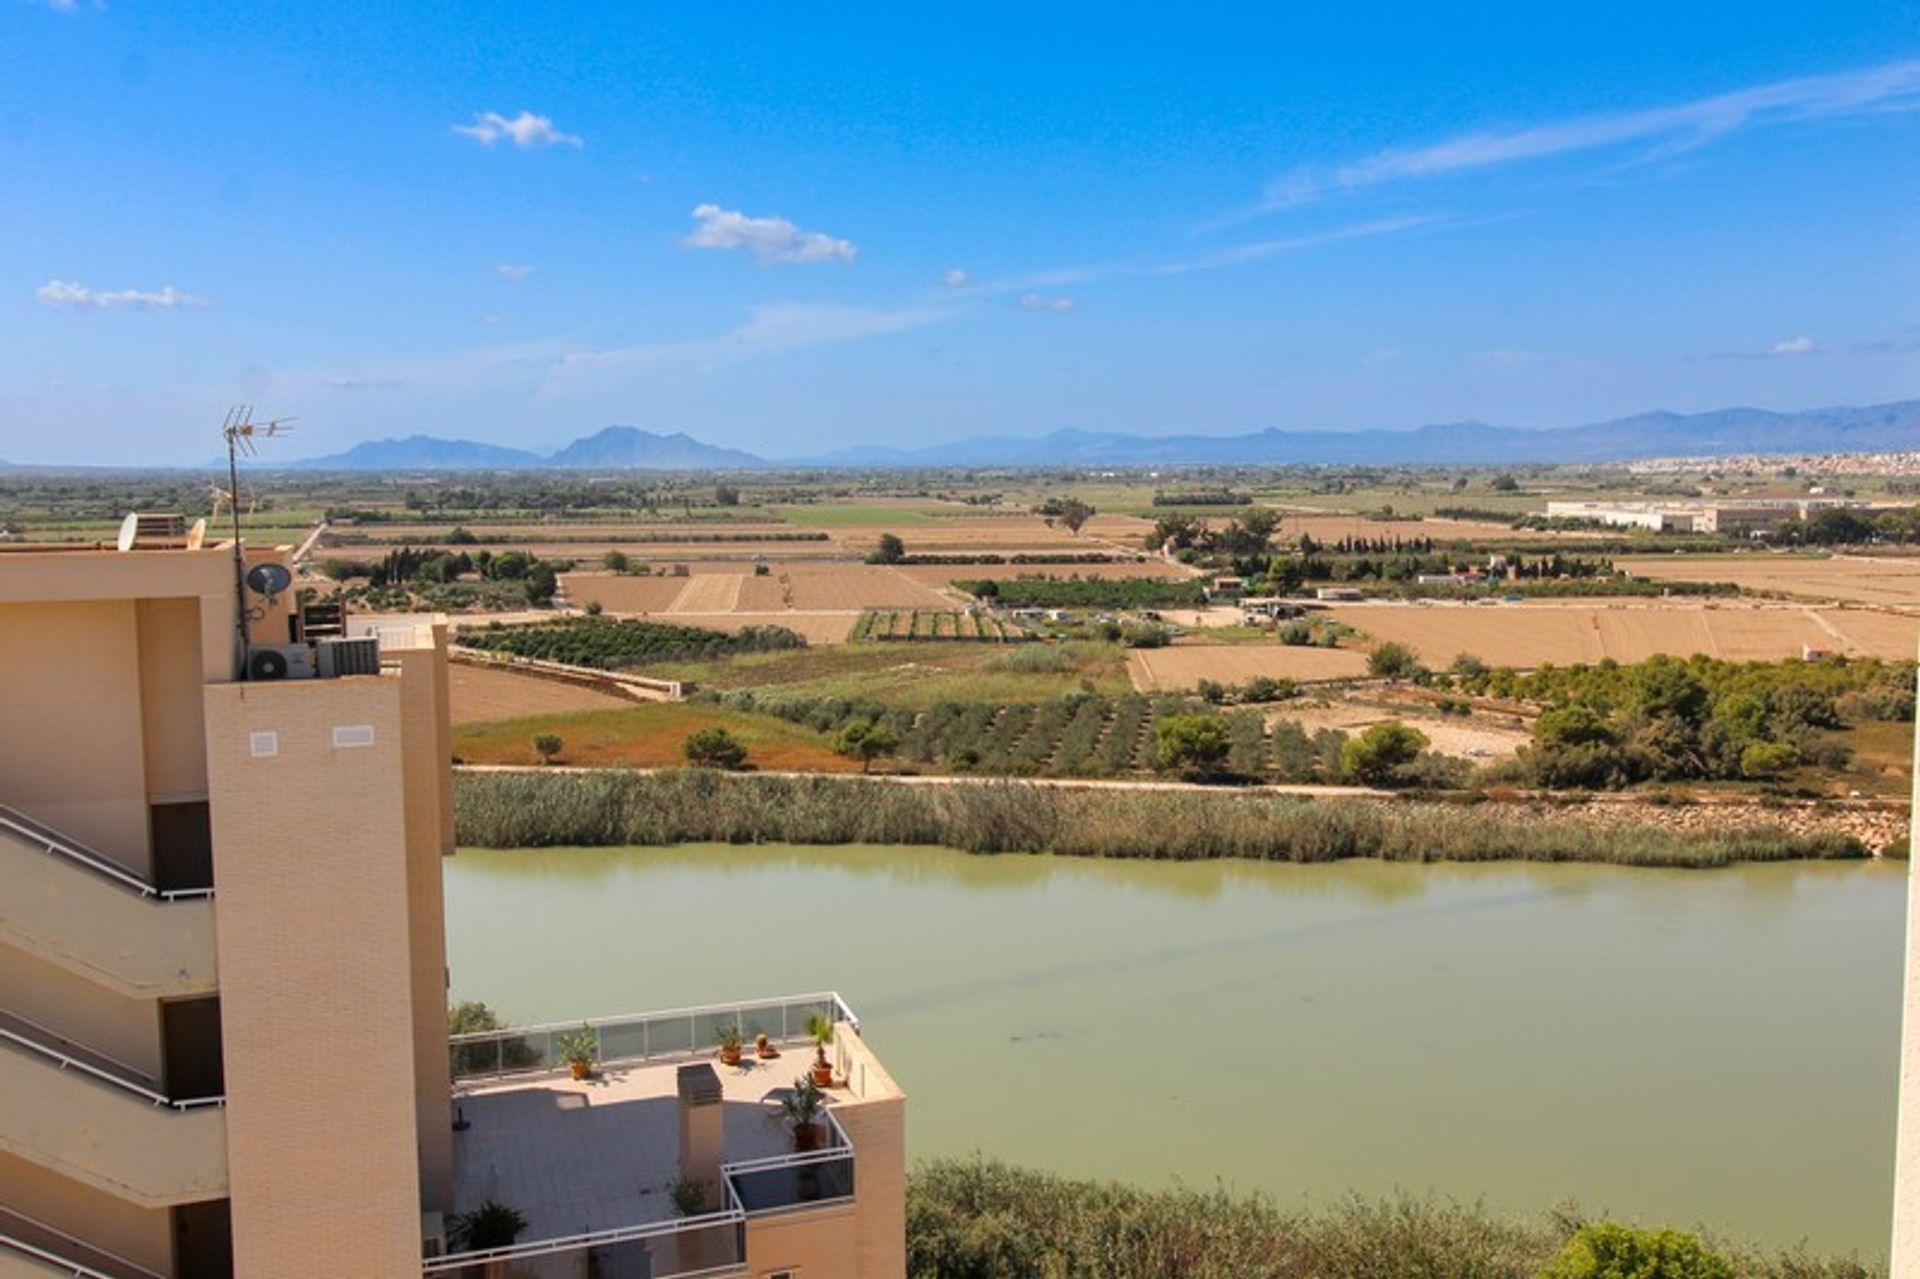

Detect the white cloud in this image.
[453,111,582,149]
[942,268,972,289]
[495,263,535,282]
[36,279,207,310]
[1246,58,1920,215]
[1770,335,1819,356]
[38,0,102,11]
[551,301,944,384]
[1155,215,1439,275]
[683,204,856,265]
[1466,347,1540,370]
[323,376,404,392]
[1018,293,1077,312]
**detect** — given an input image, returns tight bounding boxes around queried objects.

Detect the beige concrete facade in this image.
[1894,684,1920,1275]
[0,543,456,1277]
[0,539,908,1278]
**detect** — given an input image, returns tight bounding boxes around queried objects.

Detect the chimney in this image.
[677,1063,724,1207]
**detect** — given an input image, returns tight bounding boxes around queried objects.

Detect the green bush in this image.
[1341,722,1429,786]
[1537,1222,1735,1279]
[683,727,749,770]
[460,616,806,670]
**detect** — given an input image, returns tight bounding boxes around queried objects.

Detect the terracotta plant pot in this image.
[719,1045,743,1066]
[810,1060,833,1087]
[569,1059,590,1080]
[792,1121,824,1153]
[756,1037,779,1059]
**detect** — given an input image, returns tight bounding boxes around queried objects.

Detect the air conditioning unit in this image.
[248,643,315,682]
[317,636,380,678]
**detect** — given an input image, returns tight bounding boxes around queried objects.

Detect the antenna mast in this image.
[220,406,296,677]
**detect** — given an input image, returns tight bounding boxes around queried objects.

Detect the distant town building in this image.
[1542,498,1871,535]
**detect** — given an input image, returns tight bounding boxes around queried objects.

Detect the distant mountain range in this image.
[285,426,762,471]
[8,401,1915,472]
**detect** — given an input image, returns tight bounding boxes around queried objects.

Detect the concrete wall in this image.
[204,675,426,1278]
[0,946,162,1083]
[136,598,210,805]
[0,1147,174,1276]
[0,600,152,872]
[1893,691,1919,1276]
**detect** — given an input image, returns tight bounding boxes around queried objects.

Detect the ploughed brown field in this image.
[1325,601,1918,667]
[448,663,633,725]
[1619,552,1920,610]
[1128,644,1372,690]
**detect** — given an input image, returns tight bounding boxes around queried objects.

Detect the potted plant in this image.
[779,1075,827,1152]
[556,1026,596,1080]
[805,1013,835,1087]
[448,1197,528,1251]
[715,1024,744,1067]
[755,1032,779,1060]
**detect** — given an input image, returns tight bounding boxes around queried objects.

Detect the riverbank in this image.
[453,769,1872,867]
[905,1159,1884,1279]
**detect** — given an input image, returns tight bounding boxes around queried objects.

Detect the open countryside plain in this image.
[1620,552,1920,609]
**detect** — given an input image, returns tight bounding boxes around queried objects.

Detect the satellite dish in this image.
[116,513,141,553]
[246,563,294,597]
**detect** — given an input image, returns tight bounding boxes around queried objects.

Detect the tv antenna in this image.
[220,406,296,675]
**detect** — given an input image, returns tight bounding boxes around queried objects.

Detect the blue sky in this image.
[2,1,1917,464]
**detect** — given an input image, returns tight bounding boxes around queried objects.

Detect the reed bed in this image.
[904,1159,1883,1279]
[453,770,1866,867]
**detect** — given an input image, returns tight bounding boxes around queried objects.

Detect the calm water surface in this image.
[444,845,1906,1257]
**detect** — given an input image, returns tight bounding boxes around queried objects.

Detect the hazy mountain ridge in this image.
[149,399,1920,471]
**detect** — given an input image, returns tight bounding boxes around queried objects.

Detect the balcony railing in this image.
[0,1206,166,1279]
[0,1009,224,1112]
[448,991,859,1082]
[0,806,213,902]
[724,1108,856,1217]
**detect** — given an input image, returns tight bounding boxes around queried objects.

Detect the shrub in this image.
[1341,722,1429,786]
[531,733,563,765]
[1537,1222,1736,1279]
[835,722,901,773]
[1367,642,1423,679]
[1154,713,1232,775]
[1241,675,1296,703]
[683,727,749,770]
[447,1199,528,1252]
[869,533,907,565]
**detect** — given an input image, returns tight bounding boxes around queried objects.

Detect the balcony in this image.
[433,994,871,1278]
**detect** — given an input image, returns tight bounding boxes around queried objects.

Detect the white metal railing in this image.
[0,1009,159,1091]
[0,1206,166,1279]
[722,1108,856,1219]
[448,992,858,1082]
[421,1204,746,1275]
[0,1019,224,1112]
[0,806,213,902]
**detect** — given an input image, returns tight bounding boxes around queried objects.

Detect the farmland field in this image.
[1128,644,1371,690]
[448,663,634,724]
[1326,601,1919,667]
[1619,553,1920,609]
[451,702,863,771]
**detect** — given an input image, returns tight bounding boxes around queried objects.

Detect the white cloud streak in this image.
[36,279,207,310]
[495,263,535,282]
[1770,335,1819,356]
[550,302,943,385]
[942,268,972,289]
[1018,293,1077,312]
[1249,58,1920,215]
[683,204,857,265]
[453,111,583,149]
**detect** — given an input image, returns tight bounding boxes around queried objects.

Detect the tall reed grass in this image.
[904,1159,1884,1279]
[454,771,1865,867]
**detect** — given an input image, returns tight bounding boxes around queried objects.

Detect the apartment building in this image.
[1541,497,1873,535]
[0,527,905,1279]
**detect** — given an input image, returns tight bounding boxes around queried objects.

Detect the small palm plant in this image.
[780,1075,827,1151]
[448,1198,528,1252]
[555,1025,597,1080]
[805,1012,835,1087]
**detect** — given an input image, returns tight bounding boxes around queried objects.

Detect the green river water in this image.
[444,844,1907,1258]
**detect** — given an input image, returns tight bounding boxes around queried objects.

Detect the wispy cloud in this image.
[551,301,942,384]
[1018,293,1077,312]
[1769,335,1819,357]
[495,263,535,282]
[36,279,207,310]
[942,268,973,289]
[1154,215,1439,274]
[1243,58,1920,217]
[1700,334,1830,362]
[323,376,405,392]
[683,204,857,265]
[453,110,582,149]
[38,0,102,11]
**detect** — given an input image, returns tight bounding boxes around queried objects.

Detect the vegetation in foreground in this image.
[458,615,807,670]
[453,769,1866,867]
[905,1159,1882,1279]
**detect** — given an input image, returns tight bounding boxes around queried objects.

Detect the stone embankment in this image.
[1481,793,1909,855]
